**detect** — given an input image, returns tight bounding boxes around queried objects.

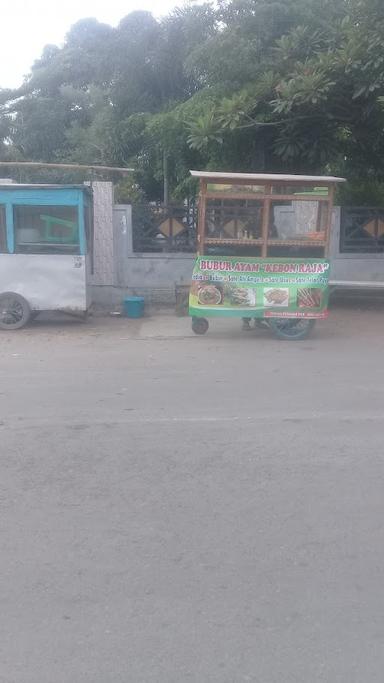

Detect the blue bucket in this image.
[123,296,145,318]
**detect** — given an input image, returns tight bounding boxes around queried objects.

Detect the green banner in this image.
[189,256,330,318]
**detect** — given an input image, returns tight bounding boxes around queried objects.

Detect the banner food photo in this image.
[189,257,330,318]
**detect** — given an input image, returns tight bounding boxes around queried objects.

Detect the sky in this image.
[0,0,181,89]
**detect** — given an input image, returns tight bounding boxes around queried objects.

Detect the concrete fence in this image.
[91,185,194,309]
[91,183,384,310]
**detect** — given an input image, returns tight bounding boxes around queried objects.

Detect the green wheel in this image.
[192,317,209,335]
[268,318,315,341]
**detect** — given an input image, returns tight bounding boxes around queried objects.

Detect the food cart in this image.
[189,171,345,339]
[0,184,93,329]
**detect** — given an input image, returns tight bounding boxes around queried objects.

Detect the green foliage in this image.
[186,111,223,150]
[337,179,384,206]
[1,0,384,201]
[114,177,146,204]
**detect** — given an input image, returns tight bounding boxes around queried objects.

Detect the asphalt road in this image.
[1,307,384,683]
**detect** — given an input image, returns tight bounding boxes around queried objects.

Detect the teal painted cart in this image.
[0,184,93,329]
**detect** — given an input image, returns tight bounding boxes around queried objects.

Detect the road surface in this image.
[1,307,384,682]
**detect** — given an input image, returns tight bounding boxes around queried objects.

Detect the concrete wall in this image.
[93,253,194,309]
[91,196,384,310]
[92,198,194,309]
[329,207,384,286]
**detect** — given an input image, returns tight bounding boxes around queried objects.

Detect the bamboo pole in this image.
[261,185,272,257]
[0,161,134,174]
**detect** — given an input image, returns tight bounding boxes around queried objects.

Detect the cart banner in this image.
[189,256,330,318]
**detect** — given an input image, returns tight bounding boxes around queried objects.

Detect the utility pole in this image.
[163,150,169,206]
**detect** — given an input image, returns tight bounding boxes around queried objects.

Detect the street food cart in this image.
[0,184,93,329]
[189,171,345,339]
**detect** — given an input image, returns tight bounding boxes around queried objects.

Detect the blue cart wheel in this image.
[268,318,315,340]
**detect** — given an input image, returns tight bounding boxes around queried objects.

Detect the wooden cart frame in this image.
[191,171,345,258]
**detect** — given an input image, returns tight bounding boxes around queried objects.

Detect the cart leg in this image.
[254,318,269,329]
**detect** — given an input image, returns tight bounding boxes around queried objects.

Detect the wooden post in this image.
[325,185,334,258]
[197,180,207,255]
[261,185,271,257]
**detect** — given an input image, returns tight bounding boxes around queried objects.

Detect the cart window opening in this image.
[269,200,327,242]
[207,183,265,195]
[267,245,326,258]
[14,206,80,255]
[206,243,263,257]
[271,184,329,197]
[0,205,7,253]
[340,207,384,253]
[205,199,263,241]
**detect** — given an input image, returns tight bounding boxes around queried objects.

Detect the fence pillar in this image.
[113,204,132,287]
[91,181,114,286]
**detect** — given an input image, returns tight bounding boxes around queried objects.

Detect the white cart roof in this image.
[190,171,346,183]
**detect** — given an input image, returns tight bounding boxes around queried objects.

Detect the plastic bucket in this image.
[123,296,145,318]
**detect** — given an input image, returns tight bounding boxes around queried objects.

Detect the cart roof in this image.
[0,183,91,190]
[190,171,346,183]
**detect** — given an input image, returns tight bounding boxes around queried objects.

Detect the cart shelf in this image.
[267,239,327,247]
[204,237,326,248]
[205,238,263,246]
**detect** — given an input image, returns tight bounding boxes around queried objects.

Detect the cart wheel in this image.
[268,318,315,341]
[192,317,209,335]
[0,292,31,330]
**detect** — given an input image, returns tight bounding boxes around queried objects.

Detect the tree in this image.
[1,0,384,199]
[184,0,384,177]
